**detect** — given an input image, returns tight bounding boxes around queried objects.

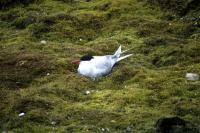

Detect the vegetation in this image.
[0,0,199,132]
[146,0,200,15]
[0,0,41,9]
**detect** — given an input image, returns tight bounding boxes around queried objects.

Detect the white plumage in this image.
[77,46,132,79]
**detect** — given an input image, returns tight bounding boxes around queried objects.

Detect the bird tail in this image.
[117,54,133,62]
[113,45,133,62]
[114,45,121,58]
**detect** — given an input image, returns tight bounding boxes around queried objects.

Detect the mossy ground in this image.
[0,0,200,132]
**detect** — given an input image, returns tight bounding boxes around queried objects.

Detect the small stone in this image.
[47,73,50,76]
[125,127,133,133]
[186,73,199,81]
[19,61,26,66]
[51,121,56,125]
[40,40,47,44]
[194,22,198,26]
[19,112,25,117]
[85,90,91,95]
[101,128,105,132]
[111,120,116,123]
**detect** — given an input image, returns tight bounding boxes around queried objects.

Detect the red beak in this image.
[71,60,80,64]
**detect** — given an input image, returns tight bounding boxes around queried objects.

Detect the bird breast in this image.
[78,56,116,78]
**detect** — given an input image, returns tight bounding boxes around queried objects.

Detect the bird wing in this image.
[92,55,114,69]
[89,56,114,77]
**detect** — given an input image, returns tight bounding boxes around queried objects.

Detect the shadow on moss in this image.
[0,52,56,89]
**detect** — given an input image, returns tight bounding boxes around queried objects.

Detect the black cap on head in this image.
[80,54,94,61]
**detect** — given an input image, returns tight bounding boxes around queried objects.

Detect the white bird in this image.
[72,46,132,79]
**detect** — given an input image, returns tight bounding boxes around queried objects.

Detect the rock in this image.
[100,127,110,132]
[125,127,133,133]
[156,117,186,133]
[194,21,198,26]
[106,128,110,132]
[51,121,56,125]
[156,117,200,133]
[85,90,91,95]
[186,73,199,81]
[18,60,27,66]
[18,112,25,117]
[101,128,105,132]
[110,120,116,123]
[40,40,47,44]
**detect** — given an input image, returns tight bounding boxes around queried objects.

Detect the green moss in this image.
[146,0,200,15]
[0,52,57,88]
[0,0,200,132]
[0,0,41,9]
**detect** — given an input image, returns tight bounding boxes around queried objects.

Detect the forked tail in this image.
[117,54,133,62]
[114,45,121,58]
[113,45,133,62]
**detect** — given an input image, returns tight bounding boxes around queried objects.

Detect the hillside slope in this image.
[0,0,200,132]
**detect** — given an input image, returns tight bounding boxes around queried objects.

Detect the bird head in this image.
[71,54,94,64]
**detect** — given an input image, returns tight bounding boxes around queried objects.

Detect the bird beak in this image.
[71,60,80,64]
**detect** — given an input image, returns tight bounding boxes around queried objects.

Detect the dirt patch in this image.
[0,52,55,89]
[94,2,112,11]
[13,97,53,113]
